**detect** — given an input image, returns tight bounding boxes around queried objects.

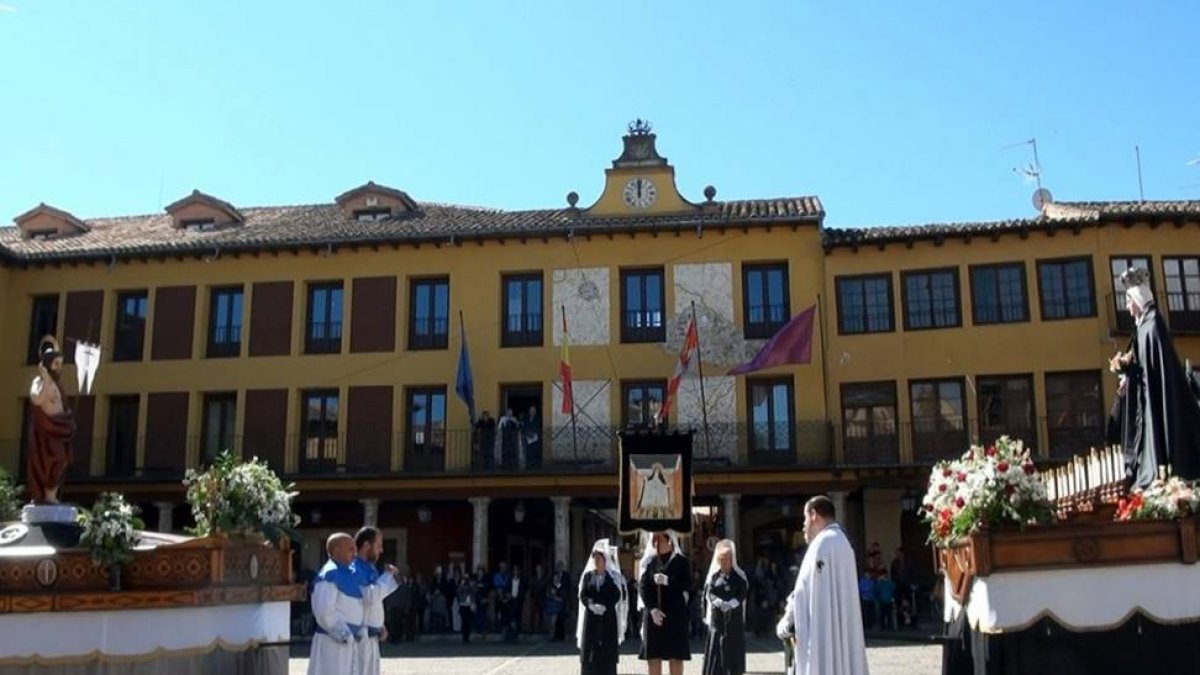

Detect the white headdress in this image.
[1121,267,1154,316]
[576,538,629,649]
[702,539,747,627]
[636,530,682,611]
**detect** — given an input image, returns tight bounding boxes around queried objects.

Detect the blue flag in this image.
[455,312,476,424]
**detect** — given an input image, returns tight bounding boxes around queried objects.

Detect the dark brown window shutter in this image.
[346,386,393,472]
[151,286,197,360]
[249,282,294,357]
[144,392,189,475]
[245,389,288,472]
[350,277,397,353]
[70,395,96,479]
[63,290,104,364]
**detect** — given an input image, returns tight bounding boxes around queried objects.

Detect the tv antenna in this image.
[1136,145,1145,202]
[1007,138,1044,191]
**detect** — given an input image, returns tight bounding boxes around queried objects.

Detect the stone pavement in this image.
[289,636,942,674]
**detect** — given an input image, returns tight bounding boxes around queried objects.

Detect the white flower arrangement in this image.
[77,492,143,567]
[921,436,1056,546]
[184,451,300,546]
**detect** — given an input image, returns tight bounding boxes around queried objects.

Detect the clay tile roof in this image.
[821,199,1200,251]
[1046,200,1200,219]
[822,218,1050,249]
[0,195,823,262]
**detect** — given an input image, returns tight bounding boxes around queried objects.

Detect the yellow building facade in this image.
[2,126,1199,589]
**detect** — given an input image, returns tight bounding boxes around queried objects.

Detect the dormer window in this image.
[353,208,392,222]
[182,218,217,232]
[335,181,418,220]
[28,229,60,241]
[165,190,244,230]
[13,203,90,240]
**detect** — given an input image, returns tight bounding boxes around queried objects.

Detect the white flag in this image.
[74,342,102,395]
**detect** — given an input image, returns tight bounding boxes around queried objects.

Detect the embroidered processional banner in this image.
[618,429,694,534]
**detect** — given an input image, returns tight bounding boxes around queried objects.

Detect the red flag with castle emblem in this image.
[657,316,699,424]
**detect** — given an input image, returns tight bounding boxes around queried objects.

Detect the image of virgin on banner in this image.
[618,430,693,534]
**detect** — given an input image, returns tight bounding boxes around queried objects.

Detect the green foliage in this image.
[0,470,21,522]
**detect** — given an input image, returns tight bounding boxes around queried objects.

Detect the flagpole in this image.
[691,302,712,456]
[563,305,578,459]
[816,294,831,460]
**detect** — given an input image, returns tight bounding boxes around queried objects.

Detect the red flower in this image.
[955,497,965,508]
[957,472,968,482]
[1004,484,1016,496]
[939,484,948,493]
[985,446,997,457]
[924,503,934,512]
[1116,494,1144,521]
[942,468,953,478]
[997,462,1009,473]
[1023,463,1035,475]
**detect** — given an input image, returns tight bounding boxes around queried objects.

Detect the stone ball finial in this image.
[703,185,717,202]
[566,191,579,208]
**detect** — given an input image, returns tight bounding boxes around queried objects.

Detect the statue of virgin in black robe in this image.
[1116,268,1200,489]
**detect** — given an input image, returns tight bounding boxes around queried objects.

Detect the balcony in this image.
[0,414,1109,485]
[304,322,342,355]
[1105,292,1136,336]
[206,325,242,358]
[1169,309,1200,335]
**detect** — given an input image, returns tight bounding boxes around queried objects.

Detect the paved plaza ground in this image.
[289,636,942,674]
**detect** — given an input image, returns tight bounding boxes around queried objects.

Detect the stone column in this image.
[470,497,491,571]
[720,493,741,549]
[829,490,848,524]
[360,498,380,528]
[551,496,571,569]
[154,501,174,534]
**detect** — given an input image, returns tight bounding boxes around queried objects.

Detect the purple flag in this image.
[728,305,817,375]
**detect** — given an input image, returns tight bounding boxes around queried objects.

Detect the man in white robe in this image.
[777,495,869,675]
[308,533,366,675]
[355,526,399,675]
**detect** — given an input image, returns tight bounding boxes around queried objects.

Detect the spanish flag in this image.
[560,307,574,415]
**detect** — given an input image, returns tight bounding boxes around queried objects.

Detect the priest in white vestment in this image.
[309,533,366,675]
[778,496,869,675]
[355,526,400,675]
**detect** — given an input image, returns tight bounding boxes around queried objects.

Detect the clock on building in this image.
[622,177,657,209]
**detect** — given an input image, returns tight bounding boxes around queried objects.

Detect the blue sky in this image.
[1,1,1197,227]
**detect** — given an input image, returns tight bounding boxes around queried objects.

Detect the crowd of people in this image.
[857,543,921,631]
[378,560,576,643]
[303,495,876,674]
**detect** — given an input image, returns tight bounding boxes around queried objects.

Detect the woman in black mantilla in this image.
[639,531,692,675]
[702,539,748,675]
[577,539,628,675]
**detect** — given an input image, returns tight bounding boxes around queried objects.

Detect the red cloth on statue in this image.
[27,406,75,503]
